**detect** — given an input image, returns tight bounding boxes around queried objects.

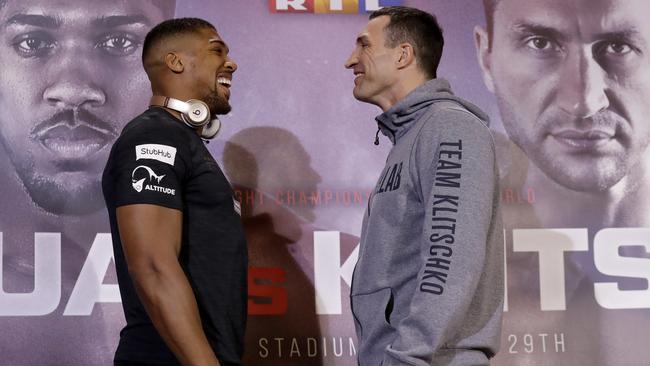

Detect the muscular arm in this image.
[117,204,221,366]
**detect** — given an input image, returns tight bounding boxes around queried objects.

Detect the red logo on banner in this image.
[248,267,289,315]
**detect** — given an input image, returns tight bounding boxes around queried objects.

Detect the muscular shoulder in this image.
[121,110,192,144]
[112,109,197,170]
[422,102,491,141]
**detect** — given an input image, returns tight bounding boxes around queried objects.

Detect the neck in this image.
[150,94,204,136]
[159,105,183,121]
[377,73,430,112]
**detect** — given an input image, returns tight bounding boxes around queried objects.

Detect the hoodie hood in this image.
[375,78,489,144]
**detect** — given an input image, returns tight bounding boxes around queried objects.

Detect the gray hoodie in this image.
[351,79,504,366]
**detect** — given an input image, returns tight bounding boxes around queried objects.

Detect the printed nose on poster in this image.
[557,52,609,117]
[43,80,107,108]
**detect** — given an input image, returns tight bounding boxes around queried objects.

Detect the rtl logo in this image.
[270,0,403,14]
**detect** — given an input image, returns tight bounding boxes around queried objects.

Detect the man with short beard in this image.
[102,18,246,366]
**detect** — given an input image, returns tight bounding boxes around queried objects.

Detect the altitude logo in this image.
[131,165,175,196]
[270,0,403,14]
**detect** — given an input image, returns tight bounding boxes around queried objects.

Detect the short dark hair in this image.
[369,6,444,79]
[142,17,215,65]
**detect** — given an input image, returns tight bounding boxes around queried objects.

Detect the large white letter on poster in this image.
[0,233,61,316]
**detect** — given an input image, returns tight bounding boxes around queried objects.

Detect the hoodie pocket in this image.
[352,288,395,340]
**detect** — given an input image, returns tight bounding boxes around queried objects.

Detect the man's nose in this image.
[345,49,358,69]
[42,47,106,109]
[556,48,609,118]
[43,81,106,109]
[225,57,238,73]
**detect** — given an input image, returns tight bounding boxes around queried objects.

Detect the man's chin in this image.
[538,161,625,193]
[211,103,231,116]
[206,93,231,116]
[21,174,105,215]
[352,88,374,105]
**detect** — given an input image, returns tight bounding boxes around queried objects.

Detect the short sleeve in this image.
[111,129,189,210]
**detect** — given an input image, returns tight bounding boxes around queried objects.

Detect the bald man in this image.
[101,18,246,366]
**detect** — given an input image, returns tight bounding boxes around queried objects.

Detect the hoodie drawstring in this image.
[374,126,380,146]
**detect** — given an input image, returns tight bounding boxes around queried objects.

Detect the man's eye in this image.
[525,36,555,51]
[12,33,56,58]
[602,42,633,55]
[96,33,139,56]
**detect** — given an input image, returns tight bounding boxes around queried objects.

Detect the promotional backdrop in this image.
[1,0,649,365]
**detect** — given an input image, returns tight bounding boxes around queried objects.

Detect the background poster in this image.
[1,0,649,365]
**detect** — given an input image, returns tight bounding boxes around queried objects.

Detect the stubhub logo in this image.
[270,0,403,14]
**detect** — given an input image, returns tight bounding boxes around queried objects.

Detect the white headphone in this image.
[150,96,221,139]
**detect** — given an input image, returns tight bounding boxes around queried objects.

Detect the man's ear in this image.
[164,52,184,73]
[395,43,415,70]
[474,25,495,92]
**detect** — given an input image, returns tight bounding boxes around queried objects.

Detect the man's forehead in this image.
[367,15,389,33]
[179,28,228,52]
[495,0,650,39]
[201,28,226,44]
[203,26,221,40]
[357,16,388,42]
[0,0,167,24]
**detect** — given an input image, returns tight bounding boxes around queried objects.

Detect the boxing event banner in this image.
[1,0,649,365]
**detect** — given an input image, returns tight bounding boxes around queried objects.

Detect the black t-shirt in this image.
[102,107,247,365]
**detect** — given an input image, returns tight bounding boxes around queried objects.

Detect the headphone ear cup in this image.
[185,99,210,127]
[201,118,221,139]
